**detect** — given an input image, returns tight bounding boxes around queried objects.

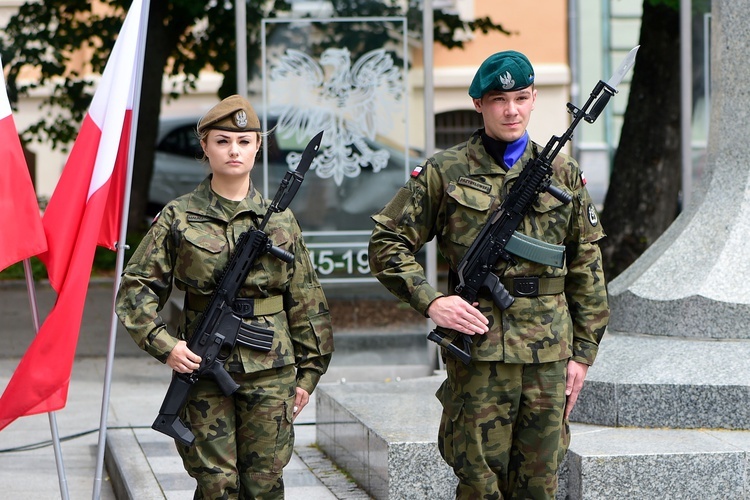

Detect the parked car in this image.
[148,115,421,232]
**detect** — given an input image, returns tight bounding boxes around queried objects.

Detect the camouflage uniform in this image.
[369,130,609,499]
[117,177,333,499]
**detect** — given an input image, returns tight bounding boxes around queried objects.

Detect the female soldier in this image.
[116,94,333,499]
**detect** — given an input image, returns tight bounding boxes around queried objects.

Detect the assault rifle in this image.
[152,130,324,446]
[428,46,639,365]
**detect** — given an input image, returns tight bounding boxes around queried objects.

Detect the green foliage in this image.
[0,257,48,281]
[2,0,510,148]
[1,0,129,150]
[0,229,144,281]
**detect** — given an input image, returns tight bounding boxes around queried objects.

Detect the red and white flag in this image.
[0,0,144,430]
[0,54,47,271]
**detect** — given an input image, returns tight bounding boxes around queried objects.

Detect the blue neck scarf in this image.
[481,130,529,170]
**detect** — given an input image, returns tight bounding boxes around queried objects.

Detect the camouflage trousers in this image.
[436,357,570,500]
[176,365,297,500]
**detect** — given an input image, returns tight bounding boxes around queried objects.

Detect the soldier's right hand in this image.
[166,340,202,373]
[427,296,489,335]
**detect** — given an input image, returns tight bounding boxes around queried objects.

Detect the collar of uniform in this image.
[466,130,507,177]
[186,176,266,222]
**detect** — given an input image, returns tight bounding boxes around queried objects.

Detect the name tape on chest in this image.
[457,176,492,194]
[187,214,213,223]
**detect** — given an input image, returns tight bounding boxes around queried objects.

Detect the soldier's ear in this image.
[472,98,483,113]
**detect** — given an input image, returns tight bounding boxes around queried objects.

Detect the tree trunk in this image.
[127,1,188,234]
[599,1,682,281]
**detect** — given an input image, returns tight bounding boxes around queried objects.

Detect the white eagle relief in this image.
[269,47,403,185]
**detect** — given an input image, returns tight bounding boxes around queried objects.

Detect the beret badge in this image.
[234,110,248,128]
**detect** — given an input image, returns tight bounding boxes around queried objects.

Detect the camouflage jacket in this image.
[369,131,609,365]
[116,177,333,394]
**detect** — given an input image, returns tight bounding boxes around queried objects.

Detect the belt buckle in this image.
[232,298,255,318]
[513,277,539,297]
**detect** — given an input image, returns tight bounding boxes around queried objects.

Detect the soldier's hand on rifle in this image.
[427,296,489,335]
[166,340,202,374]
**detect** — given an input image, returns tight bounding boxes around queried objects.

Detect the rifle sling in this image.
[187,293,284,316]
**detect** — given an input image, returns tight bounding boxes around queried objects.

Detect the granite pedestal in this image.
[316,372,750,499]
[569,0,750,497]
[316,376,457,500]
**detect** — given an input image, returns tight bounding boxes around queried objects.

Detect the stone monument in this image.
[569,0,750,496]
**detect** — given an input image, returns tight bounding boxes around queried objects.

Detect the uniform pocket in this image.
[309,311,334,354]
[531,190,565,215]
[175,227,227,289]
[445,182,495,249]
[435,379,465,468]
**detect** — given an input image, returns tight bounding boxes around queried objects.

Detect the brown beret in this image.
[197,94,261,134]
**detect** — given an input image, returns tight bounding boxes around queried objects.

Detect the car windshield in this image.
[149,116,422,232]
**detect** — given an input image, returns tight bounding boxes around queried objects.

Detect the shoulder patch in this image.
[587,203,599,227]
[411,164,424,178]
[580,171,587,186]
[457,176,492,194]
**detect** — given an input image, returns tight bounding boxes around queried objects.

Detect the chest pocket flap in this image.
[446,182,494,212]
[183,227,226,254]
[532,190,566,214]
[445,182,495,248]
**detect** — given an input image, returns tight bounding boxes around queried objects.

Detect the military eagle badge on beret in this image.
[234,110,248,128]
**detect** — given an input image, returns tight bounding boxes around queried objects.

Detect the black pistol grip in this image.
[205,360,240,396]
[483,272,515,310]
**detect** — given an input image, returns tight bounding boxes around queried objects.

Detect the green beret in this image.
[197,94,261,134]
[468,51,535,98]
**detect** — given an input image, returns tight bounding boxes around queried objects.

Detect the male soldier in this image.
[368,51,609,498]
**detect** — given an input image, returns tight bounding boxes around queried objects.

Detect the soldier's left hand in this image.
[564,360,589,420]
[293,387,310,420]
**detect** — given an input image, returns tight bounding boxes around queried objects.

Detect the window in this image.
[435,109,483,150]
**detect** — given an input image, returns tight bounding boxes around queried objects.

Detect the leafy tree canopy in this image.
[1,0,509,151]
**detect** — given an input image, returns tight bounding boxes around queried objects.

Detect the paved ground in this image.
[0,278,426,499]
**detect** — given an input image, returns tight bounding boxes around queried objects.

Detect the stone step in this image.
[573,330,750,429]
[316,375,457,500]
[561,424,750,499]
[316,375,750,500]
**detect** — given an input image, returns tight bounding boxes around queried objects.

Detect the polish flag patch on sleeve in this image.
[411,164,424,178]
[580,171,587,185]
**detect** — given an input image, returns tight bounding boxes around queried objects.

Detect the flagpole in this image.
[91,0,150,498]
[23,259,70,500]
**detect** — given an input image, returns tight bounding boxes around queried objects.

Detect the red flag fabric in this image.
[0,0,143,430]
[0,55,47,271]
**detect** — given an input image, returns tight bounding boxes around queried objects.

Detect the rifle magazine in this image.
[236,323,274,352]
